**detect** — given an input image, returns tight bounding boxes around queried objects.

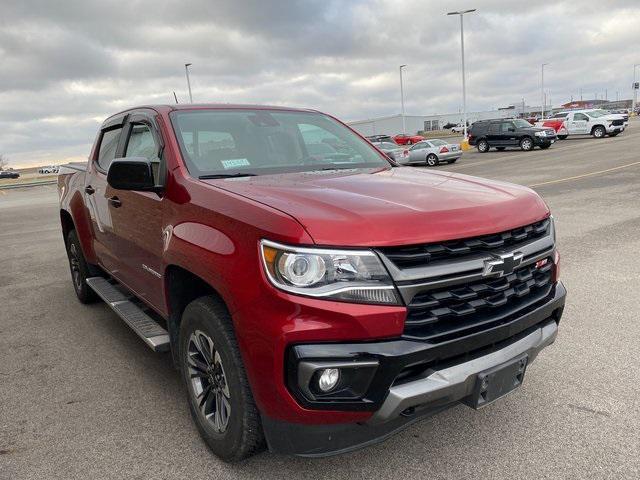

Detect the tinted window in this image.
[574,113,589,121]
[500,122,515,133]
[97,127,122,171]
[488,123,500,134]
[125,124,159,161]
[171,110,389,177]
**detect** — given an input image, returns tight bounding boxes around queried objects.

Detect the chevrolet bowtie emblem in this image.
[482,252,524,277]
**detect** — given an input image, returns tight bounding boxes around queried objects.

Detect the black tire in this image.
[592,125,606,138]
[426,154,439,167]
[519,137,534,151]
[557,135,568,140]
[65,230,99,304]
[608,132,619,137]
[477,139,490,153]
[179,296,264,462]
[539,144,551,150]
[496,147,506,151]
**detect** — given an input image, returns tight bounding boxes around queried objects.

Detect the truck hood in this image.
[203,167,550,247]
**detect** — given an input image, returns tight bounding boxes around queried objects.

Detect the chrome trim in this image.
[368,320,558,425]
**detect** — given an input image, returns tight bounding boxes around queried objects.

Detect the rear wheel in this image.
[519,137,534,151]
[180,296,264,462]
[426,154,438,167]
[592,126,606,138]
[477,139,490,153]
[65,230,99,304]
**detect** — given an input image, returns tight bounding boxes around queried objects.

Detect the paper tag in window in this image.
[221,158,250,169]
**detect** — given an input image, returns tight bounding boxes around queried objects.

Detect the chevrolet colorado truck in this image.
[58,104,566,461]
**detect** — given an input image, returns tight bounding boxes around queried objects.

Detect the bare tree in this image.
[0,154,9,171]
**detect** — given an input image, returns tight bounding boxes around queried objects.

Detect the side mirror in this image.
[107,157,158,191]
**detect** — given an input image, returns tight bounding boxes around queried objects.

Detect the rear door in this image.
[84,115,128,274]
[106,112,166,310]
[486,122,501,146]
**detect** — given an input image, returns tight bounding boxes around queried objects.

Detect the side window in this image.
[488,123,500,134]
[574,113,589,121]
[500,122,514,133]
[97,127,122,171]
[125,124,159,161]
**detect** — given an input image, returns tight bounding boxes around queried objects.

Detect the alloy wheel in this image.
[187,330,231,433]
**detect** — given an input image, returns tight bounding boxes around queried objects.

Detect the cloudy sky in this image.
[1,0,639,168]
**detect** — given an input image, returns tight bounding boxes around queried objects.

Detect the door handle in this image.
[85,185,95,195]
[108,196,122,208]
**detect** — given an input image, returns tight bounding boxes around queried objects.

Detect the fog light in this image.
[317,368,340,392]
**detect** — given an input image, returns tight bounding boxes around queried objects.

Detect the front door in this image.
[499,121,518,146]
[106,113,166,310]
[567,112,590,134]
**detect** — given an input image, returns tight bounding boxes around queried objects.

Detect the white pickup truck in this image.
[537,109,628,139]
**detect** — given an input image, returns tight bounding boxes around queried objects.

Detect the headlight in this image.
[260,240,400,305]
[534,131,546,137]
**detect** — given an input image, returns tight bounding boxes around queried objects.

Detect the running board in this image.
[86,277,170,352]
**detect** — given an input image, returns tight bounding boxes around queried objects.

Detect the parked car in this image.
[0,170,20,179]
[608,109,630,122]
[365,134,396,144]
[393,133,425,145]
[405,139,462,166]
[371,141,409,162]
[38,165,59,174]
[469,119,557,152]
[58,103,565,460]
[541,109,626,138]
[450,124,467,134]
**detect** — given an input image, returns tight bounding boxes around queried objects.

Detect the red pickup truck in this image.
[58,104,566,461]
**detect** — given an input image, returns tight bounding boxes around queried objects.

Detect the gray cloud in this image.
[0,0,639,166]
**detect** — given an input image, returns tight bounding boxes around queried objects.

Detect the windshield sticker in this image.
[221,158,250,169]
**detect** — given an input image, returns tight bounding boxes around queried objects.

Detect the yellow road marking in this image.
[529,161,640,187]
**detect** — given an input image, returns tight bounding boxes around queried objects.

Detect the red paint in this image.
[393,133,425,145]
[58,104,551,425]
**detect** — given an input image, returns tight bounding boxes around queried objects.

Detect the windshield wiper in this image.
[199,173,257,179]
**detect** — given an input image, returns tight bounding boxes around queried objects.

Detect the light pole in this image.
[399,65,407,135]
[447,9,476,140]
[185,63,193,103]
[633,64,640,113]
[541,63,548,119]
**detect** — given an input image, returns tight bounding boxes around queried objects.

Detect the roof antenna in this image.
[173,91,179,104]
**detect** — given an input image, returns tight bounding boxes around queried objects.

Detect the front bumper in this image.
[263,282,566,456]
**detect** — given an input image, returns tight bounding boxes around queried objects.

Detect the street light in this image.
[447,9,476,140]
[541,63,548,119]
[633,64,640,113]
[185,63,193,103]
[399,65,407,135]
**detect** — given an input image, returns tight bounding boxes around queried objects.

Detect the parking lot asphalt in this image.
[1,121,639,479]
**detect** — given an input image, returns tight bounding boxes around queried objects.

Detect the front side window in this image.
[125,124,159,161]
[97,127,122,171]
[512,119,532,129]
[171,109,390,177]
[500,122,515,133]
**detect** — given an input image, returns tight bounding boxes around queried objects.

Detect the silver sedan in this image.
[404,139,462,167]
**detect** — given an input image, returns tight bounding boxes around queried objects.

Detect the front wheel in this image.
[592,126,606,138]
[65,230,99,304]
[519,137,534,151]
[180,296,264,462]
[477,139,490,153]
[426,154,438,167]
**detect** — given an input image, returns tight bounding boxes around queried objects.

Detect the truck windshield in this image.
[512,119,532,128]
[170,109,390,177]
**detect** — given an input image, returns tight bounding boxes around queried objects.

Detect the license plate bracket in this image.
[467,354,528,409]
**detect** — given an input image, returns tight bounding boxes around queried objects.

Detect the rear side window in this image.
[97,127,122,171]
[488,123,500,134]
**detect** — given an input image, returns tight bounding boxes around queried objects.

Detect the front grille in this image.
[612,119,624,126]
[403,259,553,341]
[380,218,550,270]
